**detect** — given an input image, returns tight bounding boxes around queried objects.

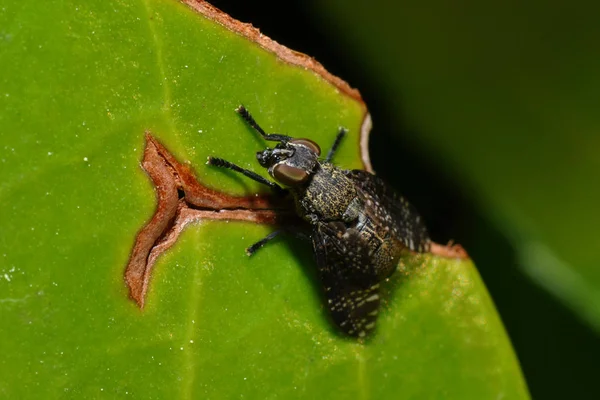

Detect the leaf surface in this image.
[0,1,527,398]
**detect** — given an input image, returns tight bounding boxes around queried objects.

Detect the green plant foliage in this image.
[0,0,528,398]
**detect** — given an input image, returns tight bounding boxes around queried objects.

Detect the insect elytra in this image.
[208,105,430,338]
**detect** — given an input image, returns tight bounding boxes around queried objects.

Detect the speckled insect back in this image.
[208,106,430,338]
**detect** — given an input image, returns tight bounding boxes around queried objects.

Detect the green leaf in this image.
[0,0,527,398]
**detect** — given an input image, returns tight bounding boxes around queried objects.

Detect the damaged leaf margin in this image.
[125,134,467,308]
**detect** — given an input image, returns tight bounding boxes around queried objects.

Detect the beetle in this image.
[208,106,430,338]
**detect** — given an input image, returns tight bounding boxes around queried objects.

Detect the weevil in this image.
[208,106,430,338]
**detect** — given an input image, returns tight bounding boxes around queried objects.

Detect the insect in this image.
[208,106,430,338]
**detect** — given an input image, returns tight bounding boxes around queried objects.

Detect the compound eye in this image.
[272,164,309,186]
[291,138,321,156]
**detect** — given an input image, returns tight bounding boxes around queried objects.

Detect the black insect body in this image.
[208,106,430,338]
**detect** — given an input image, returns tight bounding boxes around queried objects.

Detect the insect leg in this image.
[207,157,285,193]
[324,127,347,163]
[236,105,292,142]
[245,230,283,256]
[246,227,311,256]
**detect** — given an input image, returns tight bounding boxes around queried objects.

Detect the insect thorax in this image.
[293,163,359,224]
[296,163,408,280]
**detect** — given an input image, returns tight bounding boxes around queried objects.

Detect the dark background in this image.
[210,1,599,399]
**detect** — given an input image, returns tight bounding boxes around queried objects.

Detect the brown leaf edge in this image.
[430,242,469,259]
[179,0,374,172]
[124,133,297,307]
